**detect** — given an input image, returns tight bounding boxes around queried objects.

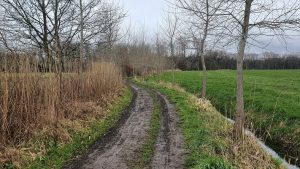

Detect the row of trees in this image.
[0,0,172,75]
[0,0,125,72]
[162,0,300,139]
[176,51,300,70]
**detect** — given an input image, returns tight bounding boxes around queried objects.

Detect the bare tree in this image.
[177,35,188,58]
[104,2,125,50]
[100,2,126,63]
[0,0,125,71]
[162,13,179,83]
[233,0,253,139]
[222,0,300,139]
[174,0,227,98]
[153,31,168,76]
[0,0,77,71]
[0,0,51,65]
[79,0,84,73]
[75,0,125,70]
[76,0,103,72]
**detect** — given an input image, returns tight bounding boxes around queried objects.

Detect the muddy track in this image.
[152,92,185,169]
[64,83,185,169]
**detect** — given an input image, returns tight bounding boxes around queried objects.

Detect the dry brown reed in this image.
[0,54,123,147]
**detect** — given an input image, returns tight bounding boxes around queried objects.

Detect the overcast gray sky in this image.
[120,0,166,33]
[119,0,300,54]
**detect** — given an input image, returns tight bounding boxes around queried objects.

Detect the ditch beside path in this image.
[63,83,185,169]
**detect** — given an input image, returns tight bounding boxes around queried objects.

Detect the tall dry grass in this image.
[0,55,123,146]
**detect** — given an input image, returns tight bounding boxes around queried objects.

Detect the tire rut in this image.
[64,83,185,169]
[151,92,185,169]
[64,83,153,169]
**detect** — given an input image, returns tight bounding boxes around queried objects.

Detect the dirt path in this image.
[152,92,185,169]
[64,83,185,169]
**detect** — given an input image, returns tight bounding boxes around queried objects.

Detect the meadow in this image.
[149,70,300,165]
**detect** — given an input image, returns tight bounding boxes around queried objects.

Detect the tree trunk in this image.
[199,39,207,98]
[53,0,61,146]
[79,0,84,74]
[171,40,175,84]
[233,0,253,140]
[0,58,8,145]
[78,0,85,97]
[53,0,63,99]
[200,0,209,98]
[41,0,50,72]
[200,52,207,98]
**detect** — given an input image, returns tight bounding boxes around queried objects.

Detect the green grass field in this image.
[148,70,300,165]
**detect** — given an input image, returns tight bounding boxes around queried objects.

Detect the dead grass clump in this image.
[229,135,283,169]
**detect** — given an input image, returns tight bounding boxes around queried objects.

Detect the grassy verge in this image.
[26,87,133,169]
[150,70,300,165]
[135,79,279,169]
[128,88,160,169]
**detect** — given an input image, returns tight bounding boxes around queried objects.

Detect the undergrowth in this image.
[0,87,132,169]
[0,60,123,147]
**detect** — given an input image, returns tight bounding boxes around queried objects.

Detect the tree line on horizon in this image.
[175,50,300,70]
